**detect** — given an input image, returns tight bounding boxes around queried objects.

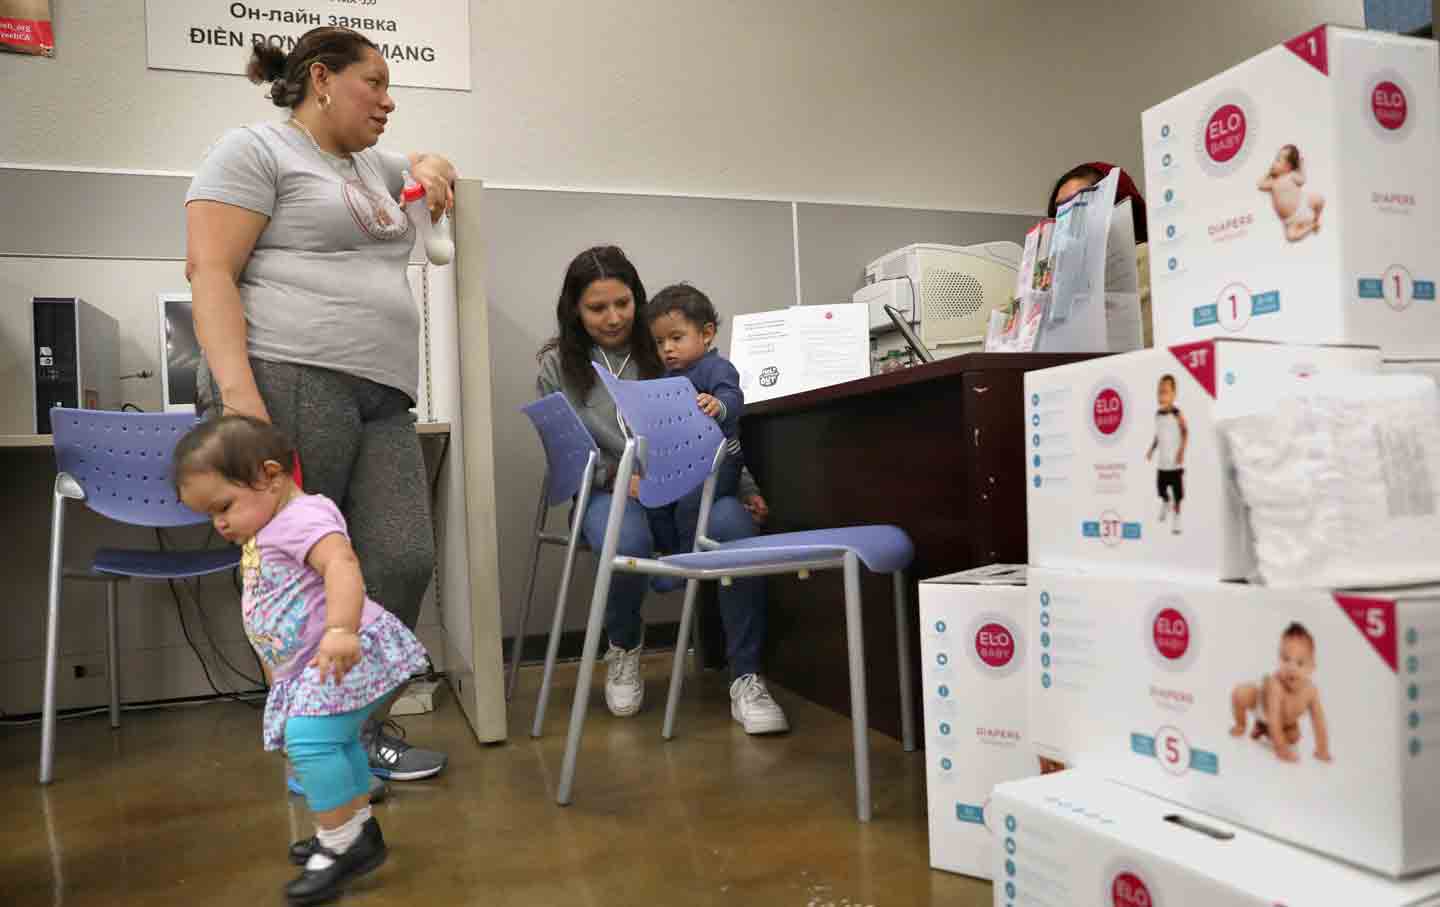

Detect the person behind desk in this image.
[185,26,453,791]
[535,246,788,734]
[1047,161,1154,347]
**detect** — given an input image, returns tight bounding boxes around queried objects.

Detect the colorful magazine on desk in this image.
[984,169,1140,354]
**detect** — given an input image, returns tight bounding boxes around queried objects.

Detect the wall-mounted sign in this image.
[0,1,55,57]
[145,0,471,91]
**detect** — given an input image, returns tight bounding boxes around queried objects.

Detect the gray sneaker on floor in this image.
[363,719,447,781]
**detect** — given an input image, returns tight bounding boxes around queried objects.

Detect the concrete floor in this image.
[3,658,992,906]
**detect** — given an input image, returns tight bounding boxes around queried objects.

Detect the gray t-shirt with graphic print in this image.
[185,122,419,402]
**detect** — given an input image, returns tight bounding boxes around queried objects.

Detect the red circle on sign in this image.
[1093,388,1124,435]
[1113,871,1154,907]
[1205,104,1247,163]
[1373,81,1408,131]
[975,622,1016,668]
[1152,607,1190,660]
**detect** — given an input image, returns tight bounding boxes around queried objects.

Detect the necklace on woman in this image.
[599,347,633,438]
[599,348,631,378]
[288,117,357,178]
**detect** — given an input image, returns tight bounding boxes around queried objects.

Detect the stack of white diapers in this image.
[1220,374,1440,587]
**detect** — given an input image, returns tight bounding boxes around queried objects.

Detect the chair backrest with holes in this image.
[50,409,209,528]
[522,393,600,507]
[593,365,724,508]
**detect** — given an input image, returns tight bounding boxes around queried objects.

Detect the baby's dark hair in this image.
[1158,374,1177,390]
[173,416,297,492]
[1279,144,1302,171]
[645,283,721,330]
[1282,622,1315,652]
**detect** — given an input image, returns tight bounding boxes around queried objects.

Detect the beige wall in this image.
[0,1,1361,212]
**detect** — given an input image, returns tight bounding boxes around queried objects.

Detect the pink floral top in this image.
[242,494,428,750]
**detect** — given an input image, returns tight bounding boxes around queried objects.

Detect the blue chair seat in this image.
[661,526,913,575]
[93,547,241,580]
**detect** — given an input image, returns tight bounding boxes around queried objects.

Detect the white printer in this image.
[854,242,1021,358]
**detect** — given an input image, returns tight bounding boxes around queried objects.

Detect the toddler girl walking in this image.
[174,416,429,905]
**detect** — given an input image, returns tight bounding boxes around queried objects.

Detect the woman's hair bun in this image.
[246,42,296,107]
[246,42,288,85]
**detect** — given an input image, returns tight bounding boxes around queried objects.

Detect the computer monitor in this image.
[158,293,200,413]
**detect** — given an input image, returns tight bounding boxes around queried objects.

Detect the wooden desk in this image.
[741,353,1100,742]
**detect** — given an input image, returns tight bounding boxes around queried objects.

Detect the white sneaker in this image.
[604,642,644,717]
[730,674,790,735]
[1172,510,1182,535]
[1157,499,1169,522]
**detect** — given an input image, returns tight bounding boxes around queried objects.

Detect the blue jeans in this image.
[580,490,766,678]
[647,460,741,554]
[286,701,381,813]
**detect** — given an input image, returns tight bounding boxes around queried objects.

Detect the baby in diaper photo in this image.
[1257,144,1327,242]
[1146,375,1187,535]
[1229,622,1333,763]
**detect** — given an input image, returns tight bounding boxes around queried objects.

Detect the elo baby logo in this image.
[1086,378,1132,446]
[1205,104,1246,163]
[1195,91,1259,177]
[965,612,1024,679]
[1103,862,1160,907]
[1144,596,1200,672]
[1094,389,1124,434]
[1366,71,1416,143]
[1372,81,1407,130]
[1113,872,1154,907]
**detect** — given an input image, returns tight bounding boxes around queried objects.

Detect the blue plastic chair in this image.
[40,409,242,784]
[556,367,918,822]
[507,393,600,737]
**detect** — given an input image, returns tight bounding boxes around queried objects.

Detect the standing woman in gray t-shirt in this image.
[185,27,452,803]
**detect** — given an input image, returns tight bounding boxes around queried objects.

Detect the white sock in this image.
[306,806,371,871]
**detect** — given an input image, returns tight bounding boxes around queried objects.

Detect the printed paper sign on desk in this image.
[730,304,870,403]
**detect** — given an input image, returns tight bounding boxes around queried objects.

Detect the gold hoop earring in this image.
[319,93,332,112]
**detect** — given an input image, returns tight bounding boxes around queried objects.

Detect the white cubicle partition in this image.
[444,179,508,743]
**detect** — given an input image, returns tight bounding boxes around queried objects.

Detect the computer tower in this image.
[31,297,119,434]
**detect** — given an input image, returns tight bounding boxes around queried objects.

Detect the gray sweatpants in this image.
[200,359,434,630]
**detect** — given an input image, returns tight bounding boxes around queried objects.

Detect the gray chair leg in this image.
[843,552,872,822]
[556,458,630,807]
[40,491,68,785]
[893,570,917,753]
[507,479,550,702]
[533,467,594,739]
[556,565,612,806]
[106,580,120,730]
[663,578,703,741]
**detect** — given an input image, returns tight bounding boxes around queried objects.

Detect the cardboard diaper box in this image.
[1024,339,1379,581]
[918,565,1034,879]
[1026,567,1440,876]
[1142,25,1440,355]
[991,772,1440,907]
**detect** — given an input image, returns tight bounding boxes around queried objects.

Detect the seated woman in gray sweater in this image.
[536,247,788,735]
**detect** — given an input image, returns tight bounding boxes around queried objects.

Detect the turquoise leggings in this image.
[286,703,379,813]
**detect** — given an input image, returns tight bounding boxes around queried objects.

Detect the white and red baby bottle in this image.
[400,175,454,265]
